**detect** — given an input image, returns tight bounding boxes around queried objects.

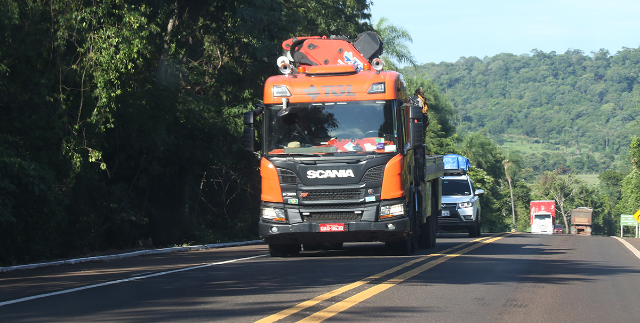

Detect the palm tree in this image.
[374,17,417,69]
[502,149,523,231]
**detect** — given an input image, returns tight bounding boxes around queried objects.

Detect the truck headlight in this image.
[262,207,287,223]
[380,203,404,220]
[458,201,473,208]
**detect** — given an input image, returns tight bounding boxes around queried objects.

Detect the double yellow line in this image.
[255,233,509,323]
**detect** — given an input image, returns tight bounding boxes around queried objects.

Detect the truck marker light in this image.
[273,85,291,97]
[367,82,385,94]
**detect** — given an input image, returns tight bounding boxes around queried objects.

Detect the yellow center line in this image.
[296,235,507,323]
[254,234,505,323]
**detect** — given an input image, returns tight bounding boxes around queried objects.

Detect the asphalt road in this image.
[2,233,640,322]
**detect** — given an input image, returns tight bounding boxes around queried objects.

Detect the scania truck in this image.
[243,32,444,256]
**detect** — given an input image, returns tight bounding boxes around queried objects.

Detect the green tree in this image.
[373,17,417,70]
[502,149,524,230]
[614,136,640,224]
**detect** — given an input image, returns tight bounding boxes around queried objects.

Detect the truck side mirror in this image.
[243,107,263,153]
[475,189,485,196]
[408,105,423,148]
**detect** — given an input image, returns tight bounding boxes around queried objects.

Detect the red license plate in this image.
[319,223,345,232]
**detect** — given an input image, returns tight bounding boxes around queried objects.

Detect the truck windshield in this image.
[264,100,397,155]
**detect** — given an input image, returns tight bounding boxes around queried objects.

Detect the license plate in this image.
[441,210,450,217]
[319,223,345,232]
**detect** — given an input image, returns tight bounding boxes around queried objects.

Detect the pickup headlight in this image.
[262,207,287,223]
[380,203,405,220]
[458,201,473,208]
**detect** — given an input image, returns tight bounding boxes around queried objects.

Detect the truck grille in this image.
[301,204,363,210]
[361,165,385,183]
[277,168,300,184]
[301,189,364,201]
[302,212,362,223]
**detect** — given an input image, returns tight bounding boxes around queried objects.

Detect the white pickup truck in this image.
[438,155,484,237]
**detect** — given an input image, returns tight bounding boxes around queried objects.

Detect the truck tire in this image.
[269,243,301,257]
[325,242,343,250]
[418,218,433,249]
[418,193,438,249]
[386,237,412,256]
[302,243,322,251]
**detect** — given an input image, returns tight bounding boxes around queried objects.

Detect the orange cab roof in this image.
[263,68,407,104]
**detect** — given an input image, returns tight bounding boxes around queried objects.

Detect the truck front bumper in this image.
[259,217,410,245]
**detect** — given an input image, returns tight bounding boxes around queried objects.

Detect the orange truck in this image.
[243,32,444,256]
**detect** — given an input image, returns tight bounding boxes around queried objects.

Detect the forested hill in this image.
[403,48,640,173]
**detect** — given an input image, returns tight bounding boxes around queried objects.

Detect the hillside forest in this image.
[2,0,640,266]
[403,48,640,177]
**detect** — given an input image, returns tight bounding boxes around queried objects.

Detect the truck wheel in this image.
[269,244,300,257]
[325,242,343,250]
[386,238,412,256]
[418,222,431,249]
[418,215,436,249]
[418,194,438,249]
[303,244,322,251]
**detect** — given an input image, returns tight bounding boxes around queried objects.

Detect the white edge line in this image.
[613,236,640,260]
[0,254,268,307]
[1,240,264,273]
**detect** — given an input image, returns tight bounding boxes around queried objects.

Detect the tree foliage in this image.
[405,48,640,175]
[0,0,372,265]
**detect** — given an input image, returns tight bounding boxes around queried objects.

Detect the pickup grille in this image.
[302,212,362,223]
[438,217,462,224]
[301,189,364,201]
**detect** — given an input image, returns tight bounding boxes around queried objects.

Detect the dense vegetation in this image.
[2,1,640,267]
[403,48,640,175]
[0,0,372,266]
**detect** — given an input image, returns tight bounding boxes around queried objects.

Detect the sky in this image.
[369,0,640,64]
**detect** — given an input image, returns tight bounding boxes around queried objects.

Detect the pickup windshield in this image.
[264,100,397,155]
[442,179,472,196]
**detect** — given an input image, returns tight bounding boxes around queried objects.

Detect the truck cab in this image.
[531,212,554,234]
[438,155,484,237]
[243,32,444,257]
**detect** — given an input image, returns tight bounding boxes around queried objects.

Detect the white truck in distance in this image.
[531,212,553,234]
